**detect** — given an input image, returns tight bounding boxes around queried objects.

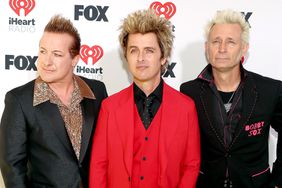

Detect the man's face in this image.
[37,32,78,84]
[205,23,249,72]
[126,32,166,85]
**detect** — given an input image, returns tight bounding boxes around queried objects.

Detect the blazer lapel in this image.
[199,83,226,148]
[37,102,75,156]
[79,99,95,163]
[159,83,181,180]
[230,76,258,147]
[115,85,134,176]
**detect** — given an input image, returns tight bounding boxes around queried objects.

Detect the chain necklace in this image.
[224,91,235,112]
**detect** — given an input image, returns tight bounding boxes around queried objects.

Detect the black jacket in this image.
[180,67,282,188]
[0,76,108,188]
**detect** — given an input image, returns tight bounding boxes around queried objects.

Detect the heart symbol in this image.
[80,45,104,65]
[150,1,176,20]
[9,0,36,16]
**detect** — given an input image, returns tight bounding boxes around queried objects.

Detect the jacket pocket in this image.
[251,166,271,188]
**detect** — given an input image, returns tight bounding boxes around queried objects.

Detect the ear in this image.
[205,41,208,52]
[241,42,249,57]
[72,55,80,67]
[161,57,167,66]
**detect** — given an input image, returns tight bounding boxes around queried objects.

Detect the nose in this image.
[218,42,227,53]
[137,51,145,62]
[41,54,53,66]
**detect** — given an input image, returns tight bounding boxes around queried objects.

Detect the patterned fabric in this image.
[141,95,155,129]
[33,76,95,159]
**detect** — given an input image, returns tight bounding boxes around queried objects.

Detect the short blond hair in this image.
[44,15,81,58]
[205,9,250,44]
[119,9,174,73]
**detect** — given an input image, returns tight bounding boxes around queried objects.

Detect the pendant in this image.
[224,103,232,112]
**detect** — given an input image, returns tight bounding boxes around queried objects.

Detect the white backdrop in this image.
[0,0,281,187]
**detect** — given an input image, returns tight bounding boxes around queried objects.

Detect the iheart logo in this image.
[9,0,36,16]
[150,2,176,20]
[80,45,104,65]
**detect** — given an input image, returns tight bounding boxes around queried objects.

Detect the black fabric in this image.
[0,76,108,188]
[134,79,163,129]
[218,91,234,104]
[180,64,282,188]
[141,95,155,129]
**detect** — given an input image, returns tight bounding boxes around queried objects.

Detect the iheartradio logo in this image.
[9,0,36,16]
[150,1,176,20]
[80,45,104,65]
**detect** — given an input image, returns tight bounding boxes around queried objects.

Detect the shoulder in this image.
[180,78,204,99]
[180,79,202,90]
[164,83,195,106]
[102,85,132,108]
[7,79,35,99]
[79,76,106,90]
[78,76,108,98]
[247,71,282,89]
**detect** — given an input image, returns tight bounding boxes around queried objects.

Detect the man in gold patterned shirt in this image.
[0,15,107,188]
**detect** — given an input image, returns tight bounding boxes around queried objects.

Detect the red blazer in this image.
[89,82,200,188]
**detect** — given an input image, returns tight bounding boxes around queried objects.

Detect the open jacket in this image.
[89,82,200,188]
[180,65,282,188]
[0,76,107,188]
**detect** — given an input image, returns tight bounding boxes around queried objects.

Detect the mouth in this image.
[41,67,55,72]
[215,57,230,61]
[136,65,148,70]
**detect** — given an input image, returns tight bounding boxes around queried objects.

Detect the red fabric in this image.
[131,106,161,187]
[89,83,201,188]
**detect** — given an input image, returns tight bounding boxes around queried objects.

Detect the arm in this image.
[0,91,28,188]
[89,101,108,188]
[178,102,201,188]
[271,81,282,188]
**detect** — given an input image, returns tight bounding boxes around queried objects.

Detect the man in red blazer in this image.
[89,9,200,188]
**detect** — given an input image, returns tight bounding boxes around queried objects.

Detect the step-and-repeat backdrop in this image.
[0,0,281,187]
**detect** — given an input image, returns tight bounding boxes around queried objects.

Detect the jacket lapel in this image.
[115,85,134,176]
[199,83,226,148]
[37,102,75,156]
[230,75,258,148]
[79,99,95,163]
[158,83,181,181]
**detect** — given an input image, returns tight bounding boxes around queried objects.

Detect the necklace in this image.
[224,91,235,113]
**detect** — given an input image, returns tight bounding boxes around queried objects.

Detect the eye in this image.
[212,40,220,44]
[39,49,46,54]
[54,53,62,57]
[129,48,137,54]
[145,48,154,54]
[228,40,236,44]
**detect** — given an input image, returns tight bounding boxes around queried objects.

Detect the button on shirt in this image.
[33,76,95,159]
[134,79,163,129]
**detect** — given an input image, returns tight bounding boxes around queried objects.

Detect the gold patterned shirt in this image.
[33,76,95,160]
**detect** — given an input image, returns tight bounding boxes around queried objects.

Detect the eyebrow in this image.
[128,46,156,50]
[212,37,236,41]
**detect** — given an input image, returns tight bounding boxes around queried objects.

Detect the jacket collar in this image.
[115,82,179,179]
[198,63,248,84]
[33,75,95,106]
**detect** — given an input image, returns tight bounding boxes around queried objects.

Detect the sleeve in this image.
[178,101,201,188]
[99,81,108,100]
[271,81,282,187]
[89,101,108,188]
[0,91,28,188]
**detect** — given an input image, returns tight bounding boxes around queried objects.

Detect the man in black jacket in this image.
[0,15,107,188]
[180,9,282,188]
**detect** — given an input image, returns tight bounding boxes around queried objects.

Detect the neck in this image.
[134,77,161,97]
[213,68,241,92]
[48,77,75,106]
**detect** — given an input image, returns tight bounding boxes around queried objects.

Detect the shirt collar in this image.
[33,75,95,106]
[197,63,248,83]
[133,79,163,103]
